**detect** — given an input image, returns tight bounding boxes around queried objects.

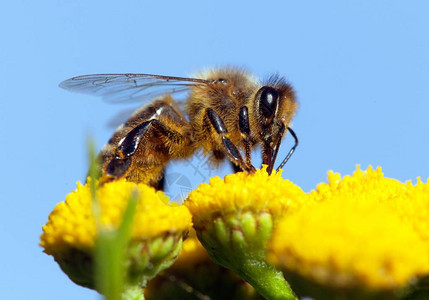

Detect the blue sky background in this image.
[1,1,428,299]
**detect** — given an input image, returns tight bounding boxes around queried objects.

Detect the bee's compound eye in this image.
[258,86,279,120]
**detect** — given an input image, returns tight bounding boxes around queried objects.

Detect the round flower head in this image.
[40,179,192,290]
[185,167,307,300]
[186,166,306,224]
[268,166,429,300]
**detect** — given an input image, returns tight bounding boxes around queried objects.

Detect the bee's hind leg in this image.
[101,99,194,188]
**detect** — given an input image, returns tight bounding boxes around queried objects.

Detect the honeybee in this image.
[60,68,298,189]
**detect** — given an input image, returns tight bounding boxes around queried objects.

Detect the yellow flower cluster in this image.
[269,166,429,290]
[40,179,192,256]
[41,164,429,298]
[186,167,307,224]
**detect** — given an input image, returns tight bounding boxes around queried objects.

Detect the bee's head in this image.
[254,76,297,171]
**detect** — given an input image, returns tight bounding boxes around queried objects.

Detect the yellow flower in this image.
[311,166,429,252]
[186,166,307,224]
[269,166,429,299]
[40,179,192,289]
[41,179,191,254]
[185,167,305,300]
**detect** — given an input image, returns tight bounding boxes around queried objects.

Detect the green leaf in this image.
[87,139,143,300]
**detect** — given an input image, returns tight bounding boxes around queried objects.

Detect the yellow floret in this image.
[382,177,429,247]
[311,166,429,251]
[40,179,192,255]
[310,166,409,205]
[185,166,307,224]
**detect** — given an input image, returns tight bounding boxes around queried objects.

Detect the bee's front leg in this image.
[238,106,255,171]
[205,108,254,173]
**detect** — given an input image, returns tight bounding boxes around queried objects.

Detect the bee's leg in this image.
[238,106,255,171]
[104,118,186,184]
[205,108,253,172]
[231,162,243,173]
[103,100,193,187]
[116,119,184,157]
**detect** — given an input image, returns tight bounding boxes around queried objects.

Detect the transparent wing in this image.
[106,107,139,129]
[59,73,211,103]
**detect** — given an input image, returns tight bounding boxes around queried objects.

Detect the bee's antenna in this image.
[276,127,298,171]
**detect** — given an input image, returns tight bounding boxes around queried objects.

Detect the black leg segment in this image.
[118,121,151,156]
[231,162,243,173]
[207,108,227,134]
[239,106,254,171]
[239,106,250,135]
[222,136,242,163]
[117,119,184,157]
[205,108,253,172]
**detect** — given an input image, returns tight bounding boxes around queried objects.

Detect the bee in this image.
[60,68,298,189]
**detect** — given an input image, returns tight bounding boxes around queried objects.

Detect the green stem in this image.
[238,259,297,300]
